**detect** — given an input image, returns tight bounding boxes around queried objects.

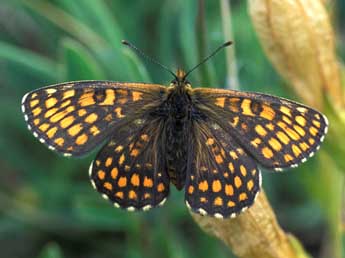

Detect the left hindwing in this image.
[193,88,328,171]
[21,81,165,157]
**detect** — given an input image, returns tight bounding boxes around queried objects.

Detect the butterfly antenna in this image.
[183,41,233,80]
[122,40,178,80]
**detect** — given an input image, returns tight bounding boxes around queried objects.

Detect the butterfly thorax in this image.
[161,70,193,190]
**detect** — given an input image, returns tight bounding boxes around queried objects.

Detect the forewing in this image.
[185,121,261,218]
[193,88,328,171]
[89,119,169,210]
[22,81,165,156]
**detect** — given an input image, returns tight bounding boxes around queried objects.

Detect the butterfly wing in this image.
[185,120,261,218]
[21,81,165,156]
[89,118,170,210]
[192,88,328,171]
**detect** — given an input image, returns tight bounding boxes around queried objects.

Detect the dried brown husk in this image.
[248,0,343,109]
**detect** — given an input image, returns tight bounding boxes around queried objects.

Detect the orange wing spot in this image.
[100,89,116,105]
[50,106,75,122]
[45,88,57,94]
[312,120,321,128]
[240,165,247,176]
[111,167,118,179]
[114,107,125,118]
[78,109,87,116]
[95,160,101,166]
[227,201,236,207]
[30,99,39,108]
[229,151,238,160]
[140,134,149,141]
[299,142,309,151]
[144,177,153,188]
[215,97,226,108]
[45,98,58,108]
[200,197,207,203]
[292,144,302,157]
[266,123,275,130]
[68,123,83,137]
[314,113,321,119]
[234,176,242,188]
[229,98,240,112]
[32,107,42,117]
[282,116,292,124]
[128,190,137,200]
[228,162,235,173]
[132,91,143,101]
[131,174,140,187]
[145,163,153,169]
[276,131,290,144]
[198,180,209,192]
[255,124,267,137]
[76,134,88,145]
[225,184,234,196]
[130,149,140,157]
[251,138,262,147]
[224,172,229,178]
[117,89,129,96]
[308,138,315,145]
[188,185,194,194]
[212,180,222,192]
[62,89,75,99]
[251,169,257,175]
[215,154,224,164]
[157,183,165,192]
[284,154,294,162]
[206,138,215,145]
[286,127,300,140]
[60,115,75,128]
[297,107,308,113]
[241,99,255,116]
[119,154,125,166]
[54,137,64,146]
[280,106,292,117]
[44,107,59,118]
[98,170,106,180]
[79,92,95,107]
[247,180,254,191]
[118,177,127,187]
[85,113,98,123]
[295,116,306,126]
[241,123,248,131]
[239,193,248,201]
[60,100,71,108]
[260,105,275,120]
[214,197,223,206]
[230,116,239,127]
[309,126,318,136]
[144,193,151,199]
[124,165,131,172]
[46,127,58,138]
[115,191,124,199]
[293,125,306,136]
[115,145,124,153]
[39,123,50,132]
[90,125,100,136]
[262,147,274,159]
[105,114,112,121]
[105,157,113,167]
[268,137,282,151]
[31,93,38,99]
[33,118,40,126]
[104,182,113,191]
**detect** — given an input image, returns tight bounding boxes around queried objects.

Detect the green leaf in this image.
[37,242,64,258]
[60,38,106,81]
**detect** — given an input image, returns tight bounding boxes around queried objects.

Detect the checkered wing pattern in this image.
[21,81,165,157]
[89,120,170,211]
[185,121,261,218]
[193,88,328,171]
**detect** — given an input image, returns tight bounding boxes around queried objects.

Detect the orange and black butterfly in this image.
[21,41,328,218]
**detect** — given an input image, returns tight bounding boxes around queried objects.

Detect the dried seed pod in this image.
[248,0,343,109]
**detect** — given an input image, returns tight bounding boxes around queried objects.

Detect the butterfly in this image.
[21,41,328,219]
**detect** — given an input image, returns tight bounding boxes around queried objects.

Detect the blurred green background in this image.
[0,1,344,258]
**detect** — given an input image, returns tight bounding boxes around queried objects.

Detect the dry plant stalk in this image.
[191,191,309,258]
[248,0,343,109]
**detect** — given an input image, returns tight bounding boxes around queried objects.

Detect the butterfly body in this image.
[22,69,328,218]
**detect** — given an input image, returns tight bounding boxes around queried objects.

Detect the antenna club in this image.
[223,41,233,47]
